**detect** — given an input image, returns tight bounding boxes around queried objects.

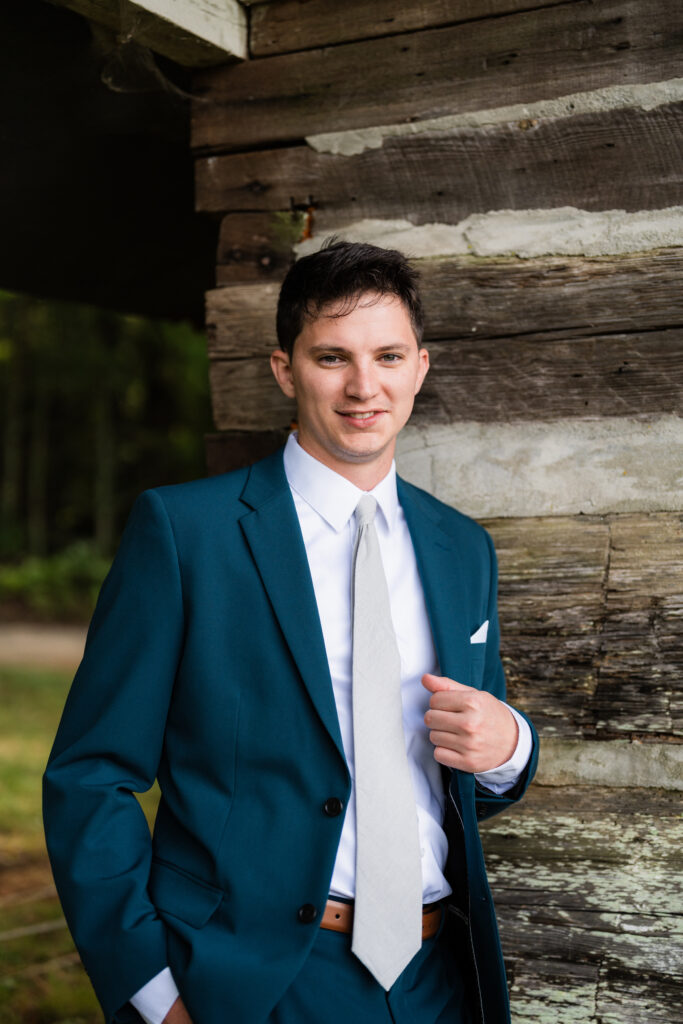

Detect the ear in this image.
[414,347,430,395]
[270,349,296,399]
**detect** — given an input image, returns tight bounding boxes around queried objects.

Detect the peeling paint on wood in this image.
[480,786,683,1019]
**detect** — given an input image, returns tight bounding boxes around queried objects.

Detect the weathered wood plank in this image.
[215,212,306,285]
[485,517,608,734]
[508,960,600,1024]
[508,960,683,1024]
[596,974,683,1024]
[489,514,683,738]
[49,0,247,65]
[207,329,683,429]
[480,785,683,1017]
[250,0,570,58]
[205,428,290,475]
[481,784,683,915]
[208,356,289,429]
[196,101,683,219]
[192,0,683,150]
[419,329,683,423]
[592,515,683,736]
[212,248,683,346]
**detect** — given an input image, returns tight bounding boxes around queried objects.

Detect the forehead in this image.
[302,291,416,341]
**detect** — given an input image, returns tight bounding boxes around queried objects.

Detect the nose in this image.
[345,360,378,401]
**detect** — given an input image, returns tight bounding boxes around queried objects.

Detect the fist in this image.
[422,673,517,773]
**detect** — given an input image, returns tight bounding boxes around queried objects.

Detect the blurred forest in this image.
[0,291,212,620]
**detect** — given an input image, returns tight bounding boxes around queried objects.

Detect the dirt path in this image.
[0,623,86,669]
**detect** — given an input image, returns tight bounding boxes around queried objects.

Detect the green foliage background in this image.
[0,291,212,620]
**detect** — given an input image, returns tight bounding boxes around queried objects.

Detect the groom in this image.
[44,240,537,1024]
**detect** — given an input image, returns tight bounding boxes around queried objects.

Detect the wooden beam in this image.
[207,249,683,355]
[49,0,247,65]
[207,328,683,429]
[480,785,683,1022]
[250,0,570,58]
[205,428,290,474]
[489,513,683,739]
[193,0,682,150]
[195,101,683,218]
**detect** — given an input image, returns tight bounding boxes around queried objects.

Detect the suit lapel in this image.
[397,478,471,684]
[239,450,346,764]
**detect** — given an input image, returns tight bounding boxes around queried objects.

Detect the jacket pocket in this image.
[149,858,224,929]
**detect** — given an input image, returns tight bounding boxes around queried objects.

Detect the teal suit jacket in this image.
[43,448,538,1024]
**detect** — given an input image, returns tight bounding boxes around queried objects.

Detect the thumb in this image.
[421,673,464,693]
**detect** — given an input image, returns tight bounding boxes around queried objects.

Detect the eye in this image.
[379,352,402,363]
[318,353,344,366]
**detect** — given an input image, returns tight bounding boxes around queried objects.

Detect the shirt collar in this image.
[283,433,399,534]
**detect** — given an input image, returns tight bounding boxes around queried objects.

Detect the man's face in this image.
[271,292,429,484]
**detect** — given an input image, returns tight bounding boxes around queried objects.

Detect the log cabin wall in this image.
[192,1,683,1018]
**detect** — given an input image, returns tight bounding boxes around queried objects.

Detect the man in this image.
[44,242,537,1024]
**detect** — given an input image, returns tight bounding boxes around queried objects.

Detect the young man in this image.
[44,242,537,1024]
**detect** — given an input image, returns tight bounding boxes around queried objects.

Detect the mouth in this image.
[337,410,385,427]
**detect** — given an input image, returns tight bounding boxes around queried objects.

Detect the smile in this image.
[339,411,382,420]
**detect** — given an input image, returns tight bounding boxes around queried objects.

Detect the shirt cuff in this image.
[473,705,532,795]
[129,967,180,1024]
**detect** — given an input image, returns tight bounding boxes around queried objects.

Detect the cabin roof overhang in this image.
[46,0,247,66]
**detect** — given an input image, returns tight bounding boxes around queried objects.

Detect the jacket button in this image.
[323,797,343,817]
[297,903,318,924]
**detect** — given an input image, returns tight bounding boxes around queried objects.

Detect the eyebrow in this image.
[308,343,414,355]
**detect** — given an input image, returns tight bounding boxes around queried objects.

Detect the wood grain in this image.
[250,0,570,57]
[196,101,683,219]
[205,429,290,475]
[193,0,683,151]
[207,328,683,430]
[208,249,683,353]
[481,785,683,1019]
[486,513,683,739]
[592,515,683,737]
[418,329,683,423]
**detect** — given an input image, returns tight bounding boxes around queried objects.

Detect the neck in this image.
[295,436,395,491]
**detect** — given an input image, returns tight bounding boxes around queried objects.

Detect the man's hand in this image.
[422,674,518,773]
[163,997,193,1024]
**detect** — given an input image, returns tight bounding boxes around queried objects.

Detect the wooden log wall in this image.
[193,1,683,1018]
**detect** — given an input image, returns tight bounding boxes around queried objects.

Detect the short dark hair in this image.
[276,240,424,356]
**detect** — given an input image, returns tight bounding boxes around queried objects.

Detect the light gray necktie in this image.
[350,495,423,990]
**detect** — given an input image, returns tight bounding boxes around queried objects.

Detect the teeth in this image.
[347,412,376,419]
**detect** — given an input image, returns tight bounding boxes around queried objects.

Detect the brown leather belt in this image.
[320,898,443,940]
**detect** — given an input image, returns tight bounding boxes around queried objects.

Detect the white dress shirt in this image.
[131,436,532,1022]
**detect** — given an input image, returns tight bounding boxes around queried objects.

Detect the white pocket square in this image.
[470,620,489,644]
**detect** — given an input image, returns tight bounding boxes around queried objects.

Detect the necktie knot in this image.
[355,495,377,528]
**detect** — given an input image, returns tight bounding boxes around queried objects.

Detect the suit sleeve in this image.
[43,489,184,1022]
[474,528,539,822]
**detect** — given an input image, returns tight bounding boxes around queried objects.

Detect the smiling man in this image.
[44,241,538,1024]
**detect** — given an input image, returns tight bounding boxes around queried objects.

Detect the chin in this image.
[335,441,387,463]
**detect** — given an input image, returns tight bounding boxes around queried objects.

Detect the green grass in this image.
[0,666,159,1023]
